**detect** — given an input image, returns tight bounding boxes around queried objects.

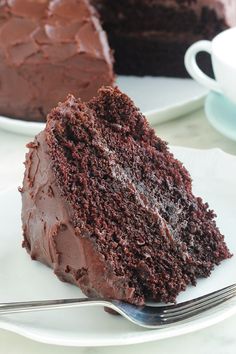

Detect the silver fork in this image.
[1,284,236,329]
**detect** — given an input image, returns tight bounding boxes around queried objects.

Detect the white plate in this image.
[0,146,235,347]
[117,77,207,125]
[0,77,207,137]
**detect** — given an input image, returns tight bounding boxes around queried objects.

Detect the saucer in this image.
[205,92,236,141]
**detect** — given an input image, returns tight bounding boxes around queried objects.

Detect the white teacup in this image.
[185,27,236,105]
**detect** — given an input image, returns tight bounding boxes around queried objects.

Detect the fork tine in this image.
[162,292,236,325]
[161,284,236,314]
[120,289,236,328]
[163,289,236,320]
[133,284,236,327]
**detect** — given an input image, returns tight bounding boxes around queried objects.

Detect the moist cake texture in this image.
[0,0,114,122]
[21,87,231,304]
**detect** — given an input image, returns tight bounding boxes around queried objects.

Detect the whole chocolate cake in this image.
[93,0,236,76]
[0,0,114,122]
[21,87,231,304]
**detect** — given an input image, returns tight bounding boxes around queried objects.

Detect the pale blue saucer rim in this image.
[205,92,236,142]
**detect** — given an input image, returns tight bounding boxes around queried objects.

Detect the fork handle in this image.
[0,298,113,316]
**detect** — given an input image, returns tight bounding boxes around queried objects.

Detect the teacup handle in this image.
[185,40,222,93]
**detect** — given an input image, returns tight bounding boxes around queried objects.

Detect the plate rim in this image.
[146,92,206,125]
[0,303,236,347]
[0,80,207,137]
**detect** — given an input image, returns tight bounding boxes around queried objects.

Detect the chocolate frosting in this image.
[21,132,135,302]
[0,0,114,121]
[181,1,236,27]
[131,0,236,27]
[94,0,236,27]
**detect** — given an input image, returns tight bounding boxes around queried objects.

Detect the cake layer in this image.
[94,0,234,33]
[108,31,213,76]
[93,0,235,76]
[21,87,231,304]
[0,0,114,121]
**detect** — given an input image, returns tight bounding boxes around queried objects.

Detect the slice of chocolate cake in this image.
[0,0,114,122]
[21,87,231,304]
